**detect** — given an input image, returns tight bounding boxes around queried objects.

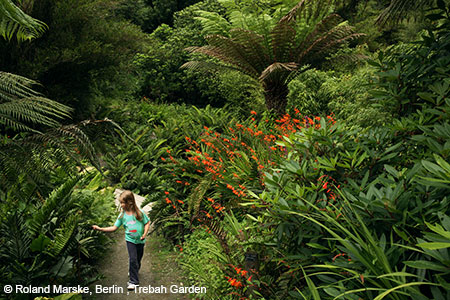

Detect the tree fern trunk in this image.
[264,82,288,116]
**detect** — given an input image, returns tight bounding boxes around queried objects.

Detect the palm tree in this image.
[183,0,364,115]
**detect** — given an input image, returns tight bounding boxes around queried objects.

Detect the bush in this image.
[177,228,234,299]
[287,69,333,116]
[327,65,390,127]
[0,178,117,295]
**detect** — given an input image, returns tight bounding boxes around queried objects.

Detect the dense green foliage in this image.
[1,0,450,299]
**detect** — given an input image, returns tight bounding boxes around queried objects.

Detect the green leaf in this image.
[30,234,51,252]
[384,164,399,178]
[416,242,450,250]
[302,268,321,300]
[306,243,328,250]
[374,282,438,300]
[417,92,435,103]
[404,261,448,272]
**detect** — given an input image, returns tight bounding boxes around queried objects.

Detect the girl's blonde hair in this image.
[119,190,143,221]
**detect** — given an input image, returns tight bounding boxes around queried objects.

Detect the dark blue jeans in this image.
[126,241,145,284]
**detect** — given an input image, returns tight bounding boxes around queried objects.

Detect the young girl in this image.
[92,190,150,290]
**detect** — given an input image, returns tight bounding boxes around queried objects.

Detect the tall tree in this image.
[183,0,363,115]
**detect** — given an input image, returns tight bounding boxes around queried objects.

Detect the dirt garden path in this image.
[88,189,189,300]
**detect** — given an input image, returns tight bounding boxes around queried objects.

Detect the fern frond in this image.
[45,213,79,258]
[271,21,297,62]
[376,0,432,26]
[199,216,231,257]
[0,72,72,133]
[187,175,213,217]
[194,34,262,79]
[28,177,80,236]
[0,212,31,262]
[229,28,271,73]
[280,0,307,23]
[194,10,231,37]
[0,71,40,101]
[296,13,343,51]
[0,0,47,41]
[259,62,297,81]
[297,23,363,65]
[181,60,236,74]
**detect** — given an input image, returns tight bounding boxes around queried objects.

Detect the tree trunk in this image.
[264,82,288,116]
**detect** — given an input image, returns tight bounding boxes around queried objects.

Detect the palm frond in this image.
[0,0,47,41]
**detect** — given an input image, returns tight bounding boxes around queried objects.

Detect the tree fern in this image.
[0,0,47,41]
[184,0,363,114]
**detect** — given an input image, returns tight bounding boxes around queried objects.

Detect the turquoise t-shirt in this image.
[114,209,150,244]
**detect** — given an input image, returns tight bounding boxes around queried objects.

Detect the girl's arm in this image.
[92,225,118,232]
[140,221,150,240]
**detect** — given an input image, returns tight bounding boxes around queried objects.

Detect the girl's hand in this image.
[92,225,101,231]
[140,235,145,240]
